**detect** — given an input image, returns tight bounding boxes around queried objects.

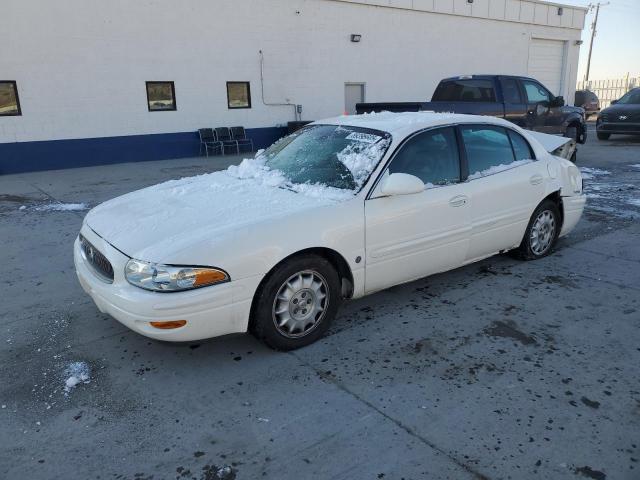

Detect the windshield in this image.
[616,89,640,105]
[260,125,391,191]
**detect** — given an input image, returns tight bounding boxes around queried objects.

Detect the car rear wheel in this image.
[597,132,610,140]
[515,200,561,260]
[251,254,341,350]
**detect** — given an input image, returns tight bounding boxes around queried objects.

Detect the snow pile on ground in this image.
[630,164,640,170]
[227,156,355,201]
[35,202,89,212]
[468,160,532,180]
[64,362,91,393]
[579,167,611,180]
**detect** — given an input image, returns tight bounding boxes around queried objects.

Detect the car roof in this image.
[438,74,538,82]
[315,111,516,137]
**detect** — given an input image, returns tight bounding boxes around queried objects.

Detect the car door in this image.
[459,125,546,262]
[364,127,471,294]
[521,79,557,133]
[499,77,528,126]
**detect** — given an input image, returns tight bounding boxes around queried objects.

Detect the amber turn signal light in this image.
[193,268,228,287]
[150,320,187,330]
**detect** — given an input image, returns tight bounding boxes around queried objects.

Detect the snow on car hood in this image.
[85,166,348,261]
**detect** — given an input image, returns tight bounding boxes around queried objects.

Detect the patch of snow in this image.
[216,466,234,479]
[579,167,610,180]
[63,362,91,393]
[19,205,26,210]
[257,417,270,423]
[627,197,640,207]
[337,138,390,189]
[226,156,355,201]
[36,202,89,212]
[630,164,640,169]
[468,160,533,180]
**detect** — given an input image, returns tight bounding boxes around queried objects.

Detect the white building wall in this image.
[0,0,585,144]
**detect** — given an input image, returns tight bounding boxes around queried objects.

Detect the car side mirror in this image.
[611,99,618,105]
[552,96,565,107]
[379,173,425,197]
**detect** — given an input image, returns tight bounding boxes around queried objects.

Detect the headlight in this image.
[125,259,229,292]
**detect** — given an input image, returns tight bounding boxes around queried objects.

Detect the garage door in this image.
[528,38,565,96]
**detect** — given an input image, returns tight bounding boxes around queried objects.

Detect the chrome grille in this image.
[79,234,114,283]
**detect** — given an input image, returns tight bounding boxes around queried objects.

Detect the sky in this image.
[556,0,640,81]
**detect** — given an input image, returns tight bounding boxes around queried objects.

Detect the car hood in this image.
[85,171,344,262]
[600,104,640,116]
[561,105,585,116]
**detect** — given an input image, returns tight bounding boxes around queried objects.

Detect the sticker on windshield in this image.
[345,132,381,144]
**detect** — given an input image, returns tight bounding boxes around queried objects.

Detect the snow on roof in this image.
[315,111,513,136]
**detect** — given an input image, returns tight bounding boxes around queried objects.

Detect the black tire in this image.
[515,200,561,261]
[597,132,610,140]
[251,254,341,350]
[564,126,578,142]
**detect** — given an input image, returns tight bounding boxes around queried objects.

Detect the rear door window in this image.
[432,79,496,102]
[461,125,531,179]
[389,127,461,186]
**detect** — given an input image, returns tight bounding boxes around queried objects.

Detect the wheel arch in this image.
[542,190,564,229]
[565,116,587,144]
[247,247,355,330]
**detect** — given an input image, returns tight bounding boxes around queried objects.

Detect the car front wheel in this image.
[516,200,561,260]
[251,254,341,350]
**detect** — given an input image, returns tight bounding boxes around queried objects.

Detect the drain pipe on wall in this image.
[259,50,300,122]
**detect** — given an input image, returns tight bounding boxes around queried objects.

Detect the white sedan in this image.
[75,112,586,350]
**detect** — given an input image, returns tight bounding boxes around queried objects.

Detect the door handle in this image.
[530,174,544,185]
[449,195,468,207]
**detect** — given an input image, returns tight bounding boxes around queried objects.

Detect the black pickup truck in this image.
[356,75,587,144]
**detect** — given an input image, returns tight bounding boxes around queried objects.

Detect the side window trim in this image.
[454,125,469,181]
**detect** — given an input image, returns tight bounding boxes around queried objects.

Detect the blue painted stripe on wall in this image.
[0,126,287,175]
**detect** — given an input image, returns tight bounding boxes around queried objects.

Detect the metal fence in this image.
[576,76,640,109]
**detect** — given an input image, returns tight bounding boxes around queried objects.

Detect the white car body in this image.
[74,112,586,342]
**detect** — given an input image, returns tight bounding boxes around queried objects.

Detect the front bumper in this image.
[597,122,640,135]
[74,226,259,341]
[560,194,587,238]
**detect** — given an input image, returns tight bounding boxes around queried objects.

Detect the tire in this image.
[515,200,561,261]
[251,254,341,350]
[597,132,610,140]
[564,126,578,142]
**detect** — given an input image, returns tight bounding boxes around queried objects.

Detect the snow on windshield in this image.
[227,126,390,200]
[227,155,356,201]
[337,138,390,189]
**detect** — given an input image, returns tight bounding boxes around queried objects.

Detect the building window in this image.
[0,81,21,116]
[227,82,251,109]
[146,81,176,111]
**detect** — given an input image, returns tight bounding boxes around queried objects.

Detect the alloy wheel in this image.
[530,210,556,255]
[272,270,329,338]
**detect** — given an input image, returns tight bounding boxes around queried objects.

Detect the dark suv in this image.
[596,88,640,140]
